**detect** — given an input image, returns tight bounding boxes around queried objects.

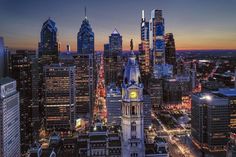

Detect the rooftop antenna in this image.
[142,10,145,20]
[85,6,87,19]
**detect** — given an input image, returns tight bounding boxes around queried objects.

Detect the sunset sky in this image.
[0,0,236,51]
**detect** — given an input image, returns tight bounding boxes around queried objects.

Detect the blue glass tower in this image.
[139,10,150,79]
[149,9,165,65]
[38,18,58,58]
[109,29,122,55]
[77,14,94,54]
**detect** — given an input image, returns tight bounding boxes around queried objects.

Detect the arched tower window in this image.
[131,122,136,138]
[131,106,136,115]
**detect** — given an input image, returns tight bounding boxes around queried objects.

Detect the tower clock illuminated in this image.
[130,91,138,99]
[121,47,145,157]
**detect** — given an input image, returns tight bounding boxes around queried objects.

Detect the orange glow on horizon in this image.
[4,36,236,52]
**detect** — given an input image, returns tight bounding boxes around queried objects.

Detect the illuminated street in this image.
[152,112,198,157]
[94,53,107,121]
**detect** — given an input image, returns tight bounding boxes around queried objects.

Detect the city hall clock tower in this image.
[121,41,144,157]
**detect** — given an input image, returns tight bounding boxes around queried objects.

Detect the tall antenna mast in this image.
[85,6,87,19]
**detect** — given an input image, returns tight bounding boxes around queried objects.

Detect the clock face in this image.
[130,91,138,99]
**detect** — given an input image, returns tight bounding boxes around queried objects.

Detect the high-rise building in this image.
[76,10,96,121]
[59,53,95,122]
[148,77,163,111]
[121,52,145,157]
[9,50,38,153]
[106,84,122,126]
[38,18,59,62]
[0,77,21,157]
[143,94,152,129]
[31,57,41,130]
[74,54,94,120]
[163,78,182,105]
[216,88,236,133]
[105,29,123,85]
[44,64,76,130]
[103,43,110,58]
[37,19,60,131]
[77,14,94,54]
[191,92,229,151]
[149,9,165,66]
[104,43,110,85]
[138,10,150,88]
[109,29,122,55]
[165,33,176,74]
[0,37,8,78]
[0,37,4,78]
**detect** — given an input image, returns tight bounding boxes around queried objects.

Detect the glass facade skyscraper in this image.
[109,29,122,55]
[138,10,150,88]
[104,29,123,85]
[9,50,37,153]
[76,13,95,121]
[44,64,76,130]
[165,33,176,74]
[77,17,94,54]
[0,77,21,157]
[38,18,59,60]
[149,9,165,65]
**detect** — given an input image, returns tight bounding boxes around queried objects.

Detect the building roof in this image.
[42,18,57,32]
[218,88,236,97]
[90,135,107,141]
[123,52,141,85]
[0,77,15,86]
[111,28,120,35]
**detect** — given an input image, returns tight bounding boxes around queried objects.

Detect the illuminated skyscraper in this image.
[36,19,60,133]
[9,50,37,153]
[165,33,176,74]
[105,29,123,85]
[149,9,165,66]
[106,84,122,126]
[109,29,122,55]
[77,11,94,54]
[44,64,76,130]
[191,92,229,152]
[74,54,95,120]
[38,18,59,61]
[138,10,150,88]
[104,43,110,58]
[121,51,145,157]
[76,10,96,121]
[0,77,21,157]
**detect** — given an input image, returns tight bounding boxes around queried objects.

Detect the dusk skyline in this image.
[0,0,236,51]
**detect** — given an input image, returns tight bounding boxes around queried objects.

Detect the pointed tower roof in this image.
[112,28,120,35]
[42,18,57,32]
[123,39,141,85]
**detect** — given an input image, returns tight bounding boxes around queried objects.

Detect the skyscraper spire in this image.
[85,6,87,19]
[142,10,145,21]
